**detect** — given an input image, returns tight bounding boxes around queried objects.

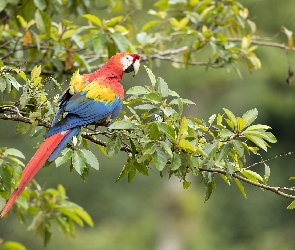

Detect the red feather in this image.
[0,130,70,217]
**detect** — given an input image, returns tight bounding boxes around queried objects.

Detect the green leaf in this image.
[55,148,73,167]
[162,107,177,118]
[80,149,99,170]
[168,89,180,97]
[203,141,219,158]
[35,10,51,37]
[0,76,6,92]
[226,162,234,175]
[179,138,195,152]
[208,114,216,125]
[153,147,168,171]
[242,108,258,129]
[6,156,24,167]
[144,66,156,87]
[58,184,66,196]
[4,148,25,159]
[143,92,161,103]
[110,33,133,52]
[73,205,94,227]
[91,32,106,53]
[264,163,270,182]
[141,20,160,31]
[245,134,268,151]
[72,151,86,175]
[246,124,271,130]
[127,86,149,95]
[15,196,28,210]
[96,145,107,156]
[127,106,141,122]
[106,135,122,158]
[183,180,191,189]
[178,117,188,138]
[244,130,277,143]
[5,75,22,90]
[203,172,214,201]
[30,126,43,138]
[57,207,84,227]
[105,16,123,27]
[157,123,176,142]
[34,0,47,10]
[15,122,30,134]
[218,143,232,161]
[158,77,169,98]
[159,141,173,157]
[0,0,7,12]
[134,104,157,110]
[220,129,234,139]
[287,200,295,209]
[116,159,132,182]
[31,65,41,80]
[177,98,183,114]
[223,108,237,130]
[200,5,215,21]
[44,227,52,247]
[1,241,27,250]
[149,123,160,140]
[128,165,136,183]
[233,140,244,158]
[241,169,264,183]
[83,14,102,26]
[171,152,181,170]
[54,214,71,236]
[2,165,12,192]
[134,161,149,176]
[108,121,138,130]
[142,143,156,155]
[234,177,247,198]
[61,29,76,40]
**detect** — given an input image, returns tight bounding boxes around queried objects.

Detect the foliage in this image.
[0,240,27,250]
[0,147,93,247]
[0,0,271,79]
[0,0,295,248]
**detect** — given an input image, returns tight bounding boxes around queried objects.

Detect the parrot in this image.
[0,52,140,217]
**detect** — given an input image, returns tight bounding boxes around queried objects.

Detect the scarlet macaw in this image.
[1,52,140,217]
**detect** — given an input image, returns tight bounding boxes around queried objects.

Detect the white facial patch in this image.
[121,55,134,71]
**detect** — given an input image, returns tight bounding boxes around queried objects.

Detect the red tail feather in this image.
[0,130,70,217]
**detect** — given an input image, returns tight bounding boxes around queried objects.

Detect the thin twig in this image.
[199,167,295,199]
[228,37,295,51]
[1,106,295,200]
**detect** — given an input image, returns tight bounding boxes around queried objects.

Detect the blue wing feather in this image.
[45,92,122,138]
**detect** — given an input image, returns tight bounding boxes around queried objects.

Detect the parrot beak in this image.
[132,59,140,77]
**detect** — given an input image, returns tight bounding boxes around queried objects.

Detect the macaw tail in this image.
[0,127,80,217]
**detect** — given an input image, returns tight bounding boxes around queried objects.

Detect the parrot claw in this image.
[104,120,113,127]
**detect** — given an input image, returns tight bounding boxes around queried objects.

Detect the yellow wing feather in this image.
[69,73,117,102]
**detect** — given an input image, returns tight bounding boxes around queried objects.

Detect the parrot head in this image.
[119,53,140,77]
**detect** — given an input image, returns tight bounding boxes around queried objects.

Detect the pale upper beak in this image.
[133,59,140,77]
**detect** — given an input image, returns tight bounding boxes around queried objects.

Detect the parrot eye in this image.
[121,54,140,76]
[121,55,133,71]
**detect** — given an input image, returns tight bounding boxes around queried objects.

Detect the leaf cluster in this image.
[0,147,93,247]
[1,59,295,249]
[0,0,268,79]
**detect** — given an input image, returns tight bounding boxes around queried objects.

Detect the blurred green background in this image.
[1,0,295,249]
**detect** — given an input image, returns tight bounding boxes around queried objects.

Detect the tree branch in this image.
[1,106,295,201]
[228,37,295,51]
[199,167,295,199]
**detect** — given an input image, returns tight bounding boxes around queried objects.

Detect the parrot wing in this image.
[45,77,123,138]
